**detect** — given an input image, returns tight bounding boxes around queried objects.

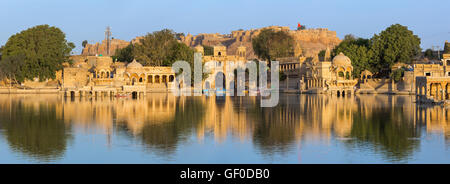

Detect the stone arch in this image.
[346,66,352,73]
[139,74,145,83]
[215,71,226,89]
[130,73,139,85]
[162,75,167,83]
[338,71,345,79]
[446,83,450,100]
[155,75,160,83]
[148,75,153,83]
[169,75,174,82]
[345,71,350,80]
[205,81,211,89]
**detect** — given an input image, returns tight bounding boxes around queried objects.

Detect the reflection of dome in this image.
[127,59,143,69]
[332,52,352,66]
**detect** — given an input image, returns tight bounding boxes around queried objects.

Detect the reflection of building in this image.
[302,52,358,95]
[56,93,179,149]
[63,56,176,97]
[196,96,256,142]
[416,106,450,141]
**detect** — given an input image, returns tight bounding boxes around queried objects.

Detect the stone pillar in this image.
[441,83,446,100]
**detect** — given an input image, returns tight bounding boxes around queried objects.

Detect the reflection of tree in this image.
[346,106,421,162]
[0,101,72,162]
[131,97,206,155]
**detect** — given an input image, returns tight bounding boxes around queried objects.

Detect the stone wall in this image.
[179,26,341,59]
[81,39,131,56]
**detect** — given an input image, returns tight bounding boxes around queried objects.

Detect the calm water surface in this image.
[0,94,448,163]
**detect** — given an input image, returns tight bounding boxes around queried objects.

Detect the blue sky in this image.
[1,0,449,54]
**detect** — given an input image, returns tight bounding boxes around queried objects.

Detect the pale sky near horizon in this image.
[1,0,449,54]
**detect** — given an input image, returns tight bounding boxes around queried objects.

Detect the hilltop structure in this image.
[179,26,341,59]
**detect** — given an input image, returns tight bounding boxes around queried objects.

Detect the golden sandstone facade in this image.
[415,41,450,103]
[62,56,176,97]
[300,51,358,95]
[195,44,248,90]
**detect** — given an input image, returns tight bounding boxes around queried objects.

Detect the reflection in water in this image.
[347,96,421,162]
[0,94,448,163]
[0,95,72,162]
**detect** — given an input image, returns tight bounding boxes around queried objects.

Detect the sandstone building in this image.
[196,44,248,91]
[415,41,450,103]
[301,52,358,95]
[62,56,176,97]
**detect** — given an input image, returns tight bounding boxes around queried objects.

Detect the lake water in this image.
[0,94,448,163]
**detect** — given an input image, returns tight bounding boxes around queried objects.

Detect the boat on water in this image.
[115,93,131,98]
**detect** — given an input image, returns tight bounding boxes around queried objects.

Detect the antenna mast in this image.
[105,26,112,56]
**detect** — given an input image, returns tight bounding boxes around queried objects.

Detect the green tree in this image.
[0,46,3,61]
[332,34,372,78]
[318,50,326,59]
[252,29,295,62]
[133,29,194,66]
[112,44,134,62]
[1,25,75,83]
[369,24,421,73]
[0,101,72,161]
[390,67,405,82]
[82,40,88,48]
[0,54,25,84]
[424,48,436,60]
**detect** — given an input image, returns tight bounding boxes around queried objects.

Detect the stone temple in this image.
[301,52,358,95]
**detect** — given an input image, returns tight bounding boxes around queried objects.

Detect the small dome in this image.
[127,59,143,69]
[332,52,352,66]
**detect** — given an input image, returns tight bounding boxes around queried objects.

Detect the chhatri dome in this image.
[332,52,352,67]
[127,59,143,69]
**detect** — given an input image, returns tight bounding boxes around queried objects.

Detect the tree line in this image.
[331,24,421,78]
